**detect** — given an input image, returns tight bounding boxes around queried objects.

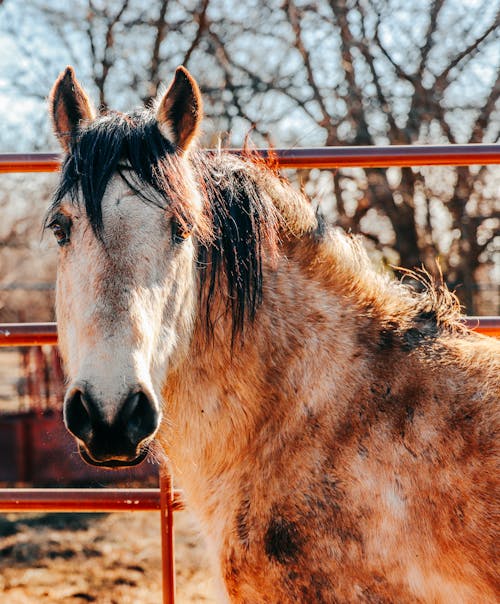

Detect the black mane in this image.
[48,110,280,339]
[194,152,278,340]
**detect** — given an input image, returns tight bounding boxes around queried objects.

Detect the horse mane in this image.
[316,231,465,335]
[192,152,279,340]
[195,151,465,338]
[47,109,465,341]
[191,150,320,340]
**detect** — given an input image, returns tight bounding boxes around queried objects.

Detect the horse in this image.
[47,66,499,603]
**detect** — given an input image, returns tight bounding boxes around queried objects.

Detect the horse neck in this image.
[159,237,387,510]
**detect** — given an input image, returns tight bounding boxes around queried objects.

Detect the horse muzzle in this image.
[64,386,160,469]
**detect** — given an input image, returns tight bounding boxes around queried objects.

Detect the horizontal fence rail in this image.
[0,487,184,512]
[0,323,58,346]
[1,319,499,347]
[0,144,499,174]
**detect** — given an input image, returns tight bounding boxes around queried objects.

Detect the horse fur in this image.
[48,66,499,603]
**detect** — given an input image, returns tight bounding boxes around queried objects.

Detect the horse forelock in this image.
[47,110,182,236]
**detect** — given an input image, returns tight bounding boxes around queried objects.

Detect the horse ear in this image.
[156,66,202,152]
[49,66,95,152]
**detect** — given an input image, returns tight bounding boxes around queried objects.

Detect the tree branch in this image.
[469,69,500,142]
[356,3,401,142]
[327,0,373,145]
[182,0,210,66]
[434,17,499,93]
[416,0,445,80]
[372,12,414,84]
[284,0,335,139]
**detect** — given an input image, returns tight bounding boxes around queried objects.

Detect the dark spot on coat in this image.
[236,497,251,549]
[300,474,343,520]
[307,310,327,326]
[333,417,356,448]
[304,404,315,419]
[448,404,477,431]
[264,515,301,564]
[361,587,393,603]
[303,404,322,434]
[336,527,363,545]
[406,405,415,423]
[300,571,338,602]
[417,309,438,323]
[370,383,391,398]
[450,503,466,531]
[376,320,398,351]
[402,310,439,351]
[378,329,395,350]
[321,475,340,498]
[402,327,424,350]
[70,594,97,602]
[358,443,369,458]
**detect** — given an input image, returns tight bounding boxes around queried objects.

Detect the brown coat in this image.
[161,229,499,603]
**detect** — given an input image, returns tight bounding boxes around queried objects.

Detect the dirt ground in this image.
[0,510,217,603]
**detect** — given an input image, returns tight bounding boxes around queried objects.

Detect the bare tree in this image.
[0,0,211,114]
[1,0,498,312]
[0,174,58,322]
[207,0,499,312]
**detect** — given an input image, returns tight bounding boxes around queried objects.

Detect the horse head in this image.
[48,66,203,467]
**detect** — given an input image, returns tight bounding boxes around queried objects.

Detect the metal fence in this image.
[0,145,499,604]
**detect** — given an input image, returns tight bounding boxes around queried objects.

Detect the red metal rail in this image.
[0,322,58,346]
[0,483,183,604]
[0,318,498,348]
[463,316,500,338]
[0,144,498,173]
[0,487,184,512]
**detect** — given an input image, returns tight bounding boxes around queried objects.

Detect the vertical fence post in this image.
[160,468,176,604]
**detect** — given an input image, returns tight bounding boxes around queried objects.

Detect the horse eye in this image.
[48,215,71,246]
[172,220,192,244]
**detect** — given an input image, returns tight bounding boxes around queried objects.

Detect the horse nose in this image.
[64,387,159,463]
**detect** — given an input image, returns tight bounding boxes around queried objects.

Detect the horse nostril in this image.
[64,389,93,442]
[120,390,159,445]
